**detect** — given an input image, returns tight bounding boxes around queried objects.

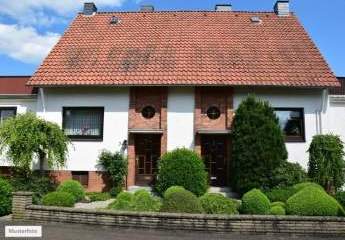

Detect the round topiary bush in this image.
[0,178,12,216]
[42,191,76,207]
[155,148,208,197]
[286,187,341,216]
[266,187,297,203]
[57,180,85,202]
[163,186,186,199]
[108,192,133,211]
[269,206,286,215]
[240,189,270,215]
[132,190,162,212]
[271,201,286,209]
[292,182,324,193]
[160,188,203,213]
[199,193,238,215]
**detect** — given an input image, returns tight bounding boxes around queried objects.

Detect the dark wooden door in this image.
[201,135,228,186]
[135,134,161,186]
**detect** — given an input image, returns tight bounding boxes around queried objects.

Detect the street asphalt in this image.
[0,220,344,240]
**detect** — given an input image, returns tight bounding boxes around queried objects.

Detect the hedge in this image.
[240,189,270,215]
[42,191,76,207]
[57,180,85,202]
[199,193,238,215]
[160,188,203,213]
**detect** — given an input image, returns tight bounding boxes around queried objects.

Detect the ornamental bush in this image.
[161,188,203,213]
[199,193,238,215]
[270,162,308,188]
[240,189,271,215]
[266,187,297,203]
[42,191,76,207]
[231,95,287,193]
[292,182,324,193]
[286,186,342,216]
[132,190,162,212]
[308,134,345,193]
[57,180,85,202]
[108,192,133,211]
[335,191,345,208]
[269,206,286,215]
[0,178,12,216]
[163,186,186,199]
[86,192,112,202]
[155,148,208,197]
[271,201,286,209]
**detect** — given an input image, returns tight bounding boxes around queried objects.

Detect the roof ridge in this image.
[78,10,285,15]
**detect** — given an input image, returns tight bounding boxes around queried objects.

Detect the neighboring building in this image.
[0,1,342,191]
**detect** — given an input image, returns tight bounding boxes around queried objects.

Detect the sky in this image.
[0,0,344,76]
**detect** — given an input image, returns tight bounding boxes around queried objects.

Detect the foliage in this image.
[270,162,308,188]
[163,186,186,199]
[155,148,208,197]
[86,192,112,202]
[199,193,238,215]
[0,113,69,174]
[57,180,85,202]
[108,190,161,212]
[308,134,345,193]
[160,188,203,213]
[270,201,286,209]
[286,186,343,216]
[269,206,286,215]
[335,191,345,209]
[231,95,288,193]
[292,182,324,193]
[240,189,271,215]
[109,185,123,197]
[42,191,76,207]
[0,178,12,216]
[98,150,127,189]
[10,170,56,204]
[132,190,162,212]
[265,187,298,203]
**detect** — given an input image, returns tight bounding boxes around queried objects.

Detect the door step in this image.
[208,187,240,199]
[127,185,153,193]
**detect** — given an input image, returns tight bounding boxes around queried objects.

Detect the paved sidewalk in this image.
[0,220,344,240]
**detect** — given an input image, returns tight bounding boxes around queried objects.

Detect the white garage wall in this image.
[167,87,195,151]
[324,97,345,143]
[233,87,324,169]
[0,98,37,166]
[36,87,129,171]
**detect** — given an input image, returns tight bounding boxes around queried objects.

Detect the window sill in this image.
[68,136,103,142]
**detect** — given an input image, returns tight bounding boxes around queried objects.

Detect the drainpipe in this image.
[317,88,328,134]
[39,88,46,113]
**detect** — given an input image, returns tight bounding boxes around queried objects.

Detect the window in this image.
[63,107,104,140]
[141,106,156,119]
[0,107,16,123]
[206,106,221,120]
[72,171,89,187]
[274,108,305,142]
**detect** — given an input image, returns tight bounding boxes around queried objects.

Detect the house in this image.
[0,1,342,192]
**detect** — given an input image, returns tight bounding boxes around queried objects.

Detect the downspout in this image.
[39,88,46,113]
[318,88,328,134]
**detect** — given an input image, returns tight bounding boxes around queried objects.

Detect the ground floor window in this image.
[62,107,104,140]
[0,107,16,124]
[274,108,305,142]
[72,171,89,187]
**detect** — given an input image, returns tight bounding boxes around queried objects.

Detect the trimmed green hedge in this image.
[199,193,238,215]
[0,178,12,216]
[292,182,324,192]
[271,201,286,209]
[161,187,203,213]
[269,205,286,215]
[240,189,270,215]
[42,191,76,207]
[57,180,85,202]
[286,186,342,216]
[266,187,297,203]
[108,192,133,211]
[86,192,111,202]
[155,148,208,197]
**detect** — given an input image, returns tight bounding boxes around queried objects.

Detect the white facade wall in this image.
[0,97,37,165]
[324,96,345,143]
[36,87,129,171]
[233,88,324,169]
[167,87,195,151]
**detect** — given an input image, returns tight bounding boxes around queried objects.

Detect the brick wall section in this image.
[194,87,234,155]
[12,192,345,235]
[49,171,110,192]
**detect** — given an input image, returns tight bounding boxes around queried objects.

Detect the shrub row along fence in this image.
[12,192,345,235]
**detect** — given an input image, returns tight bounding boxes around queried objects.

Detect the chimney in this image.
[274,0,289,16]
[140,5,154,12]
[83,2,97,16]
[215,4,232,12]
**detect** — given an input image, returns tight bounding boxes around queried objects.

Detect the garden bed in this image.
[12,192,345,235]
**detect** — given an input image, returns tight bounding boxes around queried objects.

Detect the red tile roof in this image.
[0,76,37,95]
[329,77,345,95]
[28,11,339,87]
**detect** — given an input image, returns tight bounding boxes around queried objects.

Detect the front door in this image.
[135,134,161,186]
[201,135,228,186]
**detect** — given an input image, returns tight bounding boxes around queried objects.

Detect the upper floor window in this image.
[63,107,104,141]
[274,108,305,142]
[207,106,221,120]
[0,107,17,124]
[141,106,156,119]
